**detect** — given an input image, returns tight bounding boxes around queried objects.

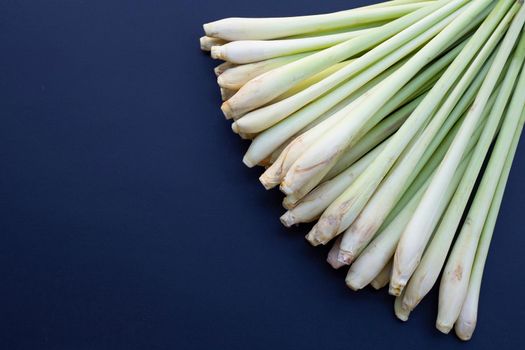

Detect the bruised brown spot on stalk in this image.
[454,265,463,281]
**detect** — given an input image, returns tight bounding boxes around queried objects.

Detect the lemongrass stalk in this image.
[371,260,392,290]
[322,92,423,182]
[326,237,346,269]
[400,84,504,311]
[258,41,463,185]
[217,52,314,90]
[344,120,478,291]
[392,4,525,297]
[303,1,500,247]
[203,2,432,41]
[214,61,236,77]
[395,289,411,321]
[223,0,460,119]
[338,6,511,265]
[280,139,388,227]
[231,21,428,134]
[455,106,525,341]
[220,87,236,101]
[200,36,227,51]
[288,93,423,203]
[436,45,525,335]
[211,28,376,63]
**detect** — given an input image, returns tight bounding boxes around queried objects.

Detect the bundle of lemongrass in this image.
[200,0,525,340]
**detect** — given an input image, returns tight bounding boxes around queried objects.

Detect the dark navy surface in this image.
[1,1,524,349]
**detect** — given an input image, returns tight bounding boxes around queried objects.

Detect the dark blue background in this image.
[1,0,524,349]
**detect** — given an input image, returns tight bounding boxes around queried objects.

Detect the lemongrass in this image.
[391,4,524,297]
[200,36,227,51]
[217,52,314,90]
[436,33,525,334]
[210,27,375,64]
[326,237,346,269]
[455,106,525,341]
[222,1,458,119]
[338,4,512,265]
[371,260,392,290]
[203,2,432,41]
[304,1,494,246]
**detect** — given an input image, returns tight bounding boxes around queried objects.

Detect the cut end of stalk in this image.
[327,252,346,270]
[210,46,224,60]
[280,211,296,227]
[337,249,355,265]
[259,173,280,190]
[199,36,208,51]
[436,321,453,334]
[282,197,295,210]
[202,23,213,37]
[394,302,410,322]
[305,227,324,246]
[279,181,294,196]
[388,281,405,297]
[242,154,256,168]
[221,101,234,120]
[345,273,366,291]
[370,279,387,290]
[217,74,225,87]
[454,319,476,341]
[401,294,420,312]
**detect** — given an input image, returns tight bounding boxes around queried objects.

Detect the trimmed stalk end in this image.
[454,319,476,341]
[345,273,366,291]
[436,321,453,334]
[199,36,208,51]
[221,101,234,119]
[282,197,295,210]
[327,254,345,270]
[280,212,296,227]
[242,154,256,168]
[394,301,410,322]
[305,227,323,246]
[259,173,280,190]
[337,249,355,265]
[389,282,404,297]
[210,46,224,60]
[371,279,387,290]
[279,181,294,196]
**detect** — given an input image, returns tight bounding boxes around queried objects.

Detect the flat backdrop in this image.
[1,1,524,349]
